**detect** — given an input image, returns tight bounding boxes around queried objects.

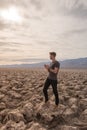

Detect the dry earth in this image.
[0,68,87,130]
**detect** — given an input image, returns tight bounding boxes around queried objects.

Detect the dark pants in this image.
[43,78,59,105]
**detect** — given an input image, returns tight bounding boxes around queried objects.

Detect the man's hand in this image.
[44,64,50,70]
[44,65,59,74]
[50,67,59,74]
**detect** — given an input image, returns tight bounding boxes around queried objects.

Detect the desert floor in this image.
[0,68,87,130]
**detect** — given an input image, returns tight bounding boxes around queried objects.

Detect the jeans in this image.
[43,78,59,105]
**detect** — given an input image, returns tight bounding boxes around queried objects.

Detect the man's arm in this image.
[48,67,59,74]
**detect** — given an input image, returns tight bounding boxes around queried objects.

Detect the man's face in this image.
[50,54,54,60]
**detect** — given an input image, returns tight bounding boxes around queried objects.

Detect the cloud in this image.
[0,0,87,64]
[30,0,43,10]
[67,2,87,18]
[62,28,87,37]
[0,19,7,29]
[13,58,47,62]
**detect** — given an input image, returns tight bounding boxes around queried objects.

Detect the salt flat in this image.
[0,68,87,130]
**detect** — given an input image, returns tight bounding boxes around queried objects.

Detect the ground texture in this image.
[0,68,87,130]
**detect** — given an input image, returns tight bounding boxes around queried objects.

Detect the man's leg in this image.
[51,80,59,106]
[43,78,50,103]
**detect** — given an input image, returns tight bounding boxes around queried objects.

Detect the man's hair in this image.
[49,52,56,57]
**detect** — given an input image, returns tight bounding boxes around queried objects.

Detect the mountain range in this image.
[0,57,87,69]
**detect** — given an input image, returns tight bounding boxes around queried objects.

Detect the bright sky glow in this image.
[0,7,22,23]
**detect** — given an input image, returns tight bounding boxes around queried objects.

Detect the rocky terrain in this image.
[0,68,87,130]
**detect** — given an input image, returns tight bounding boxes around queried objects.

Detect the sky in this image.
[0,0,87,65]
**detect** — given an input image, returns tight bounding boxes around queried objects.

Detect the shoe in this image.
[43,101,50,107]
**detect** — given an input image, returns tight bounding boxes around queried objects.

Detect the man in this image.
[43,52,60,107]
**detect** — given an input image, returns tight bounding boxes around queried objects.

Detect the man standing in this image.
[43,52,60,107]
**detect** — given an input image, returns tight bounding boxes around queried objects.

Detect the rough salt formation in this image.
[1,121,26,130]
[0,68,87,130]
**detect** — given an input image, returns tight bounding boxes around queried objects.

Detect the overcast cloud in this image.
[0,0,87,65]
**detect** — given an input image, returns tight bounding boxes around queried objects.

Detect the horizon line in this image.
[0,57,87,66]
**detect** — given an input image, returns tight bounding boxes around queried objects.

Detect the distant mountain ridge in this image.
[60,57,87,69]
[0,57,87,69]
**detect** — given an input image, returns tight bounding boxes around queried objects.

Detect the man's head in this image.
[49,52,56,60]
